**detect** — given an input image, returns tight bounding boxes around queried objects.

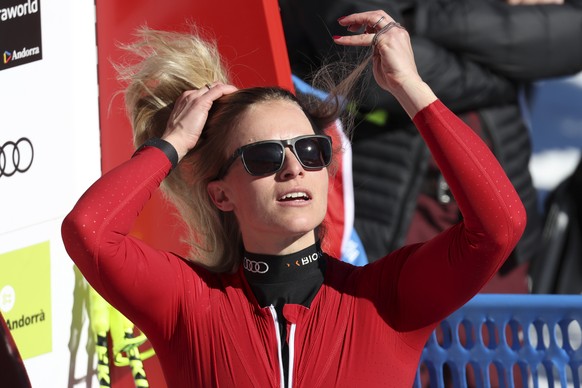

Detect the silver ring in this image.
[371,16,385,30]
[372,21,402,46]
[205,83,212,90]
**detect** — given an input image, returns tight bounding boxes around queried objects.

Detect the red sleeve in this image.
[61,146,193,335]
[364,100,526,331]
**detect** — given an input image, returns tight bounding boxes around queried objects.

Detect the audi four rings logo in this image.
[243,258,269,274]
[0,138,34,178]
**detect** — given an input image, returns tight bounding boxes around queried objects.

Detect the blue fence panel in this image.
[414,294,582,388]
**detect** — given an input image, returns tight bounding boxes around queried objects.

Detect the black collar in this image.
[242,242,325,284]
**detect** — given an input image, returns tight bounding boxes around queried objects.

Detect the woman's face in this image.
[209,99,329,254]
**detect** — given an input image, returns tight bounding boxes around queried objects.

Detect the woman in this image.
[62,10,525,387]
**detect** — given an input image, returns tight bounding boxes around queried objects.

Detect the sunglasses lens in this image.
[296,137,332,168]
[242,143,284,175]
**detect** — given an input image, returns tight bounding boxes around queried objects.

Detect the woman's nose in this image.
[279,148,304,178]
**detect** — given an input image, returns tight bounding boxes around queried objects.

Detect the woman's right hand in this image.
[162,83,238,160]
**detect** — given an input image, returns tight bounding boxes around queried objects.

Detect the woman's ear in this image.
[207,181,234,211]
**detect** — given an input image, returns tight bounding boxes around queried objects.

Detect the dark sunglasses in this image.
[215,134,333,179]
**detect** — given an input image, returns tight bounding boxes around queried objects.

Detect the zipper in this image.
[269,306,285,387]
[268,305,295,388]
[287,323,296,388]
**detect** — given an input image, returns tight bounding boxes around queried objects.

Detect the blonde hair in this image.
[115,27,345,272]
[116,27,236,271]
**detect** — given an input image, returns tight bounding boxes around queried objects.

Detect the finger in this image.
[201,81,220,91]
[202,83,238,101]
[171,84,238,123]
[335,10,400,46]
[177,83,236,108]
[333,34,374,47]
[337,10,392,31]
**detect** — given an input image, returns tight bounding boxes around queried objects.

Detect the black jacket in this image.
[280,0,582,270]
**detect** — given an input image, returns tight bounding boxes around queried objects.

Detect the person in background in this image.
[279,0,582,293]
[62,10,525,387]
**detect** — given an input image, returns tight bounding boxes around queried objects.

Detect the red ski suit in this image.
[62,101,526,387]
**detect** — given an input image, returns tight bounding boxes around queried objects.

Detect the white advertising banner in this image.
[0,0,101,386]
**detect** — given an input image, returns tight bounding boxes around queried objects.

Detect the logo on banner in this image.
[0,137,34,178]
[0,0,42,71]
[0,241,52,359]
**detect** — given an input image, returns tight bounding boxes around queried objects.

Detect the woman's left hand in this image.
[334,11,421,93]
[333,10,436,117]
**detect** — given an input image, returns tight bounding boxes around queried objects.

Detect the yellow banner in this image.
[0,241,52,359]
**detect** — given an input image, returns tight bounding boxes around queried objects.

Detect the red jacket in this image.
[62,101,525,387]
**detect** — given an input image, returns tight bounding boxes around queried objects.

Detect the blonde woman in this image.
[62,10,525,387]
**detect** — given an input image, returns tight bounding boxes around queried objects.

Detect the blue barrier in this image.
[414,294,582,388]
